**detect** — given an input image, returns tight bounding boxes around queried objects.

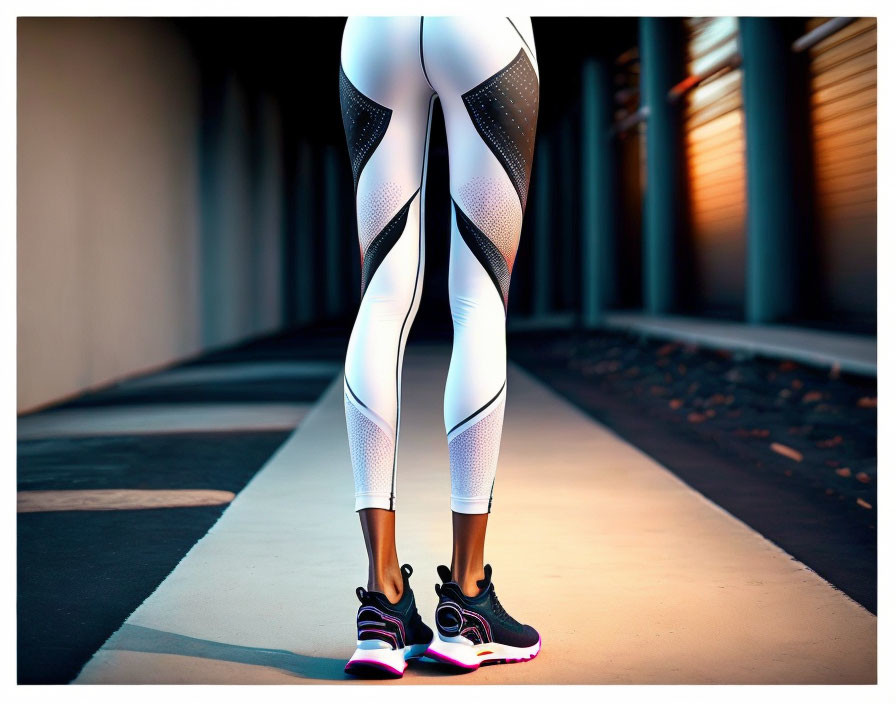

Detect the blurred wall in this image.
[17,18,289,413]
[573,17,876,331]
[805,18,877,324]
[682,17,747,317]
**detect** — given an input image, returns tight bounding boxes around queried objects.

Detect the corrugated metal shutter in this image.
[683,17,747,316]
[807,17,876,325]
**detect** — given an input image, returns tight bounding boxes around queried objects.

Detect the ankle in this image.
[369,565,404,604]
[451,565,485,598]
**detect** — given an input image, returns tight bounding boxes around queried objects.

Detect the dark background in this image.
[174,16,876,336]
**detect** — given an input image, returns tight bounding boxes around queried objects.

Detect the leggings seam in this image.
[506,17,536,63]
[447,380,506,436]
[419,17,435,91]
[344,376,369,411]
[390,91,436,510]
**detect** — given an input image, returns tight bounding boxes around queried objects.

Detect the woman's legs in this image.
[342,16,539,603]
[340,17,436,597]
[450,512,489,597]
[359,509,402,602]
[422,17,539,578]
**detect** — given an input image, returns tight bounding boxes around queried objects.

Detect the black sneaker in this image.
[344,563,434,678]
[425,564,541,670]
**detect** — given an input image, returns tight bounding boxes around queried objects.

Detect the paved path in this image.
[73,344,876,684]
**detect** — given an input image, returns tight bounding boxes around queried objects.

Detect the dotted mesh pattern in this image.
[448,395,506,503]
[461,49,539,213]
[339,65,392,193]
[361,193,414,297]
[458,177,522,271]
[344,392,394,499]
[357,181,404,254]
[454,201,511,311]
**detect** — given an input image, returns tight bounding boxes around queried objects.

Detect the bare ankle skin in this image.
[450,511,489,597]
[359,508,404,604]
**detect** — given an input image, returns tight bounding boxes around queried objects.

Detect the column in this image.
[638,18,686,315]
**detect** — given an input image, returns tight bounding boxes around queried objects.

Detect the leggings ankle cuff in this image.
[450,495,490,514]
[355,492,393,511]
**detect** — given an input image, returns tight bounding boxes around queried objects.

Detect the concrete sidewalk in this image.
[74,344,876,684]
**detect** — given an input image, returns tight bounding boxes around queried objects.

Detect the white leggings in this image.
[340,16,539,514]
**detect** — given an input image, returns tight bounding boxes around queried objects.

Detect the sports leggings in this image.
[339,16,539,514]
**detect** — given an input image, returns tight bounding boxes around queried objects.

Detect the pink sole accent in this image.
[344,658,406,678]
[426,635,541,670]
[424,648,480,671]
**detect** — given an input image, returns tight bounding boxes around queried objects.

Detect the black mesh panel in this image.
[361,191,417,298]
[339,64,392,193]
[453,199,511,312]
[461,49,539,212]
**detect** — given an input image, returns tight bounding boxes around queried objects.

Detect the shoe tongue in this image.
[436,564,452,584]
[475,564,493,592]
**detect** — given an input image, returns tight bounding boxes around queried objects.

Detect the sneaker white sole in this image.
[424,633,541,671]
[344,640,428,678]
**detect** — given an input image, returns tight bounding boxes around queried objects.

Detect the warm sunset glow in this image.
[683,17,747,310]
[808,17,877,314]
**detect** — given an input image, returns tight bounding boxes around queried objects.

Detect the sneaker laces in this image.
[490,589,512,623]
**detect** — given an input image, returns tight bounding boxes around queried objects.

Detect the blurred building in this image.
[569,17,876,331]
[17,17,877,412]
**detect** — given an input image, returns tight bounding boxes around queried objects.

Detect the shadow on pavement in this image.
[96,623,347,681]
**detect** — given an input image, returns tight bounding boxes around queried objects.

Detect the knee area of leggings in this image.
[357,287,420,322]
[447,291,506,331]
